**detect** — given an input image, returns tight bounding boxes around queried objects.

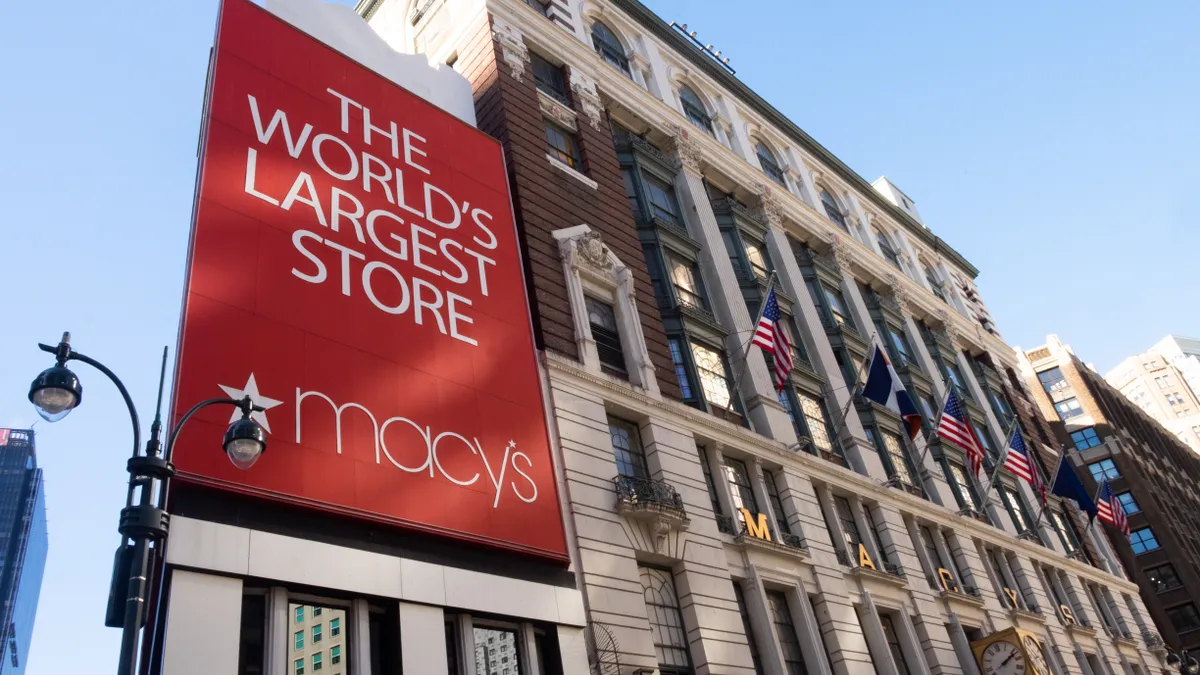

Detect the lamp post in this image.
[28,332,267,675]
[1168,651,1200,674]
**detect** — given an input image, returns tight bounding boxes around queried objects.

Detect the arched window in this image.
[678,85,713,135]
[591,21,630,74]
[820,189,848,231]
[755,142,786,187]
[876,230,901,269]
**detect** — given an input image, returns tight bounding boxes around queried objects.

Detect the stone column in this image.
[788,582,834,675]
[669,130,796,443]
[762,221,876,476]
[849,496,881,567]
[857,593,899,674]
[947,614,982,675]
[710,444,740,531]
[898,611,935,675]
[399,603,448,674]
[747,567,788,675]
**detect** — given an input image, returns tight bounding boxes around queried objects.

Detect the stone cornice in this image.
[543,352,1139,594]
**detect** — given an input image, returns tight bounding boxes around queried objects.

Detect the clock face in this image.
[982,640,1026,675]
[1022,635,1049,675]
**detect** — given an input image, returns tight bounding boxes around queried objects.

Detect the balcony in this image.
[614,476,689,530]
[851,559,908,588]
[731,525,809,559]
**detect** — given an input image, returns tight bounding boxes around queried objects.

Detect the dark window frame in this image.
[544,118,583,170]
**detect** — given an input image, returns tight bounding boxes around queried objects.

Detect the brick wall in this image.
[454,15,682,400]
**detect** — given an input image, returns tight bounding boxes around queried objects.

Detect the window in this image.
[586,297,627,376]
[667,254,705,310]
[312,624,322,643]
[295,606,305,623]
[1054,398,1083,420]
[523,0,550,15]
[733,584,765,675]
[834,496,862,552]
[591,21,630,74]
[743,239,770,279]
[531,52,568,103]
[1146,564,1183,593]
[987,389,1012,421]
[474,625,522,675]
[822,285,854,329]
[1037,367,1068,393]
[863,505,890,567]
[756,142,786,187]
[999,486,1029,533]
[1116,492,1139,515]
[1049,509,1078,553]
[944,361,967,395]
[609,417,649,479]
[879,615,912,675]
[544,119,582,170]
[645,174,682,224]
[767,592,808,675]
[1129,527,1160,555]
[295,630,304,650]
[1156,375,1170,389]
[690,341,734,409]
[919,527,947,580]
[295,658,305,675]
[678,85,713,134]
[698,448,723,516]
[667,338,695,401]
[1167,604,1200,634]
[888,326,913,365]
[947,462,979,510]
[924,265,947,302]
[724,457,760,524]
[820,190,847,231]
[313,607,322,617]
[764,470,790,535]
[313,652,323,671]
[1070,427,1102,450]
[639,567,691,672]
[329,617,340,637]
[1088,459,1120,482]
[876,231,902,269]
[797,391,839,457]
[974,425,997,464]
[331,645,342,665]
[880,431,915,487]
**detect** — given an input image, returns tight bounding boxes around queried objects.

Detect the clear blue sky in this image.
[0,0,1196,672]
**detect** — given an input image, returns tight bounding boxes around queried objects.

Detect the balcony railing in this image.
[715,514,737,535]
[614,476,684,511]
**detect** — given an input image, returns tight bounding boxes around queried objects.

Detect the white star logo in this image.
[218,373,283,434]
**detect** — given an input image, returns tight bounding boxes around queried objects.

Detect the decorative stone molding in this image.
[667,126,704,176]
[538,90,577,132]
[554,225,659,395]
[821,232,855,275]
[568,70,603,130]
[884,273,912,315]
[755,185,785,229]
[935,308,959,348]
[491,16,529,82]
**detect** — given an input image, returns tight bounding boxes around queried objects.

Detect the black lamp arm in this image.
[164,396,262,463]
[40,340,142,459]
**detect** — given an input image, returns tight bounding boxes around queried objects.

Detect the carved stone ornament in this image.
[756,185,785,228]
[573,230,613,272]
[884,273,911,315]
[491,16,529,82]
[935,308,959,346]
[668,126,703,176]
[821,232,854,275]
[538,91,577,132]
[568,70,603,130]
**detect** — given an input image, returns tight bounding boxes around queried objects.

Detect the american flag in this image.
[936,390,986,476]
[1097,480,1130,535]
[1003,426,1045,504]
[752,287,793,392]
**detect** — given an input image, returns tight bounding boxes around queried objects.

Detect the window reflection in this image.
[690,341,732,408]
[288,603,348,675]
[473,626,521,675]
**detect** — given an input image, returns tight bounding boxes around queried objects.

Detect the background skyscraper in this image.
[1107,335,1200,454]
[0,430,47,675]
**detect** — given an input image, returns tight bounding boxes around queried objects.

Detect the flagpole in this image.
[829,331,879,447]
[1029,448,1064,533]
[724,271,779,418]
[976,414,1019,511]
[912,385,953,489]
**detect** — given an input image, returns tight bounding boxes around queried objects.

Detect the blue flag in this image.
[1050,455,1098,522]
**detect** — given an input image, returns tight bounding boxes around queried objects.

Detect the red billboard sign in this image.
[170,0,567,560]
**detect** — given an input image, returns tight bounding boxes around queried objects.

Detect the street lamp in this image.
[28,332,267,675]
[1167,651,1200,674]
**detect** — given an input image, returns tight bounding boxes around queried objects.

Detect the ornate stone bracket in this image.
[821,232,855,275]
[883,273,912,315]
[538,90,577,132]
[491,16,529,82]
[667,126,703,176]
[755,184,785,229]
[568,70,603,130]
[935,308,959,348]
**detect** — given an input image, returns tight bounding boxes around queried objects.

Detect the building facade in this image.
[1019,336,1200,656]
[357,0,1167,673]
[1106,335,1200,454]
[0,430,47,675]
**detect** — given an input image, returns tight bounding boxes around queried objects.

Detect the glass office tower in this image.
[0,430,47,675]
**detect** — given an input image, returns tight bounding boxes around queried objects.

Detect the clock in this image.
[981,640,1026,675]
[1022,635,1049,675]
[970,627,1050,675]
